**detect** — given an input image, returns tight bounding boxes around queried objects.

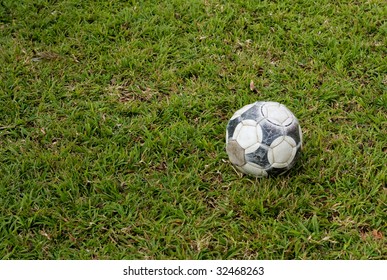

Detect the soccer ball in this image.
[226,101,302,177]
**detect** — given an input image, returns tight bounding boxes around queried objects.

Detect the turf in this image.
[0,0,386,259]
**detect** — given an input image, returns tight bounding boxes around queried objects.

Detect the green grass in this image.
[0,0,386,259]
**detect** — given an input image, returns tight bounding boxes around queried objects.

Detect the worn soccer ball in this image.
[226,101,302,177]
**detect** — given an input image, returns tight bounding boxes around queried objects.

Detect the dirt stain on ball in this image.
[226,140,246,166]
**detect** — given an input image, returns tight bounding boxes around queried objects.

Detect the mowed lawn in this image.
[0,0,386,259]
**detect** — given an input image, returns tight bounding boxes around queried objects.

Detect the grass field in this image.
[0,0,386,259]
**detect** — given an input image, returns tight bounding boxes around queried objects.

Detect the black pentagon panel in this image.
[285,121,301,144]
[255,101,266,110]
[245,145,271,169]
[259,120,285,146]
[226,116,241,140]
[240,103,262,122]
